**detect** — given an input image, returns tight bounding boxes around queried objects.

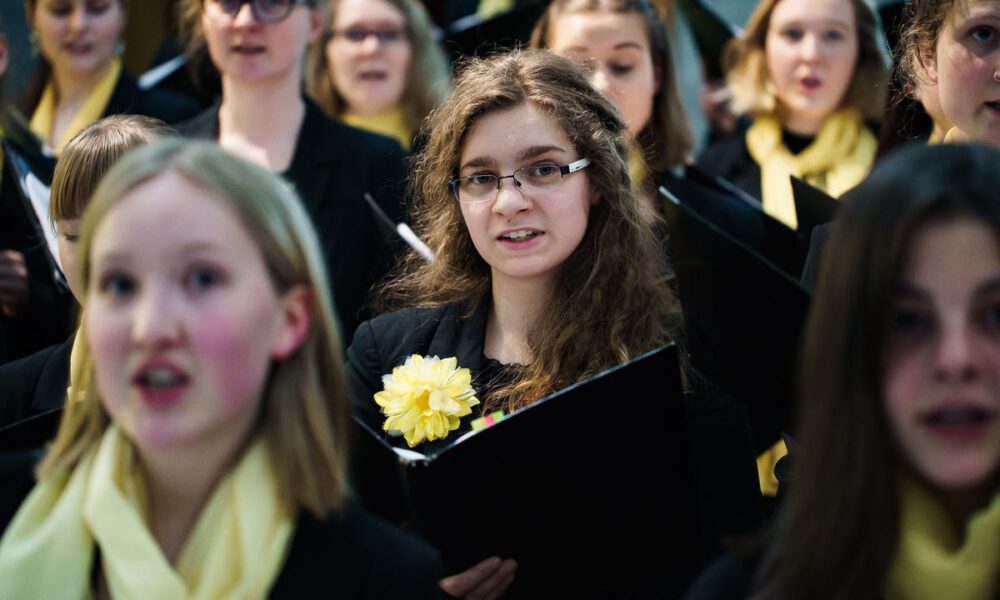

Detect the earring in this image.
[28,30,39,58]
[114,40,125,57]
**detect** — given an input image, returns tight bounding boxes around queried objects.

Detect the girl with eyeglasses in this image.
[347,49,761,599]
[21,0,201,157]
[305,0,451,152]
[177,0,410,337]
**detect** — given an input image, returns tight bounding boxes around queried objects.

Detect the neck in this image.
[484,274,554,365]
[51,62,114,107]
[779,109,826,137]
[138,437,248,564]
[218,76,305,171]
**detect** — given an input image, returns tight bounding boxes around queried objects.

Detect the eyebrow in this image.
[92,241,224,266]
[564,42,644,53]
[460,145,567,171]
[893,276,1000,300]
[779,18,852,30]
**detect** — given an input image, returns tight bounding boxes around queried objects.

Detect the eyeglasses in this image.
[331,28,408,45]
[448,158,591,204]
[202,0,311,24]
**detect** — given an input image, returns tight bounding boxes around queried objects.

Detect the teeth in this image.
[502,230,536,241]
[144,369,182,388]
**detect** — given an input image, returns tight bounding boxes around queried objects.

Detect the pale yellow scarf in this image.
[30,58,122,155]
[343,107,413,151]
[884,477,1000,600]
[477,0,514,19]
[0,426,294,599]
[745,110,876,229]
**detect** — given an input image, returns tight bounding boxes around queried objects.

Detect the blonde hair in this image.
[306,0,451,132]
[379,49,681,411]
[724,0,887,121]
[530,0,693,178]
[39,139,351,517]
[49,115,174,223]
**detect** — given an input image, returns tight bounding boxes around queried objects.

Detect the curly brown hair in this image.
[898,0,955,98]
[378,49,681,411]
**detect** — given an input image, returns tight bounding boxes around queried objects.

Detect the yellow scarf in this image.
[30,58,122,155]
[942,127,969,144]
[0,426,294,599]
[477,0,514,19]
[756,439,788,497]
[343,107,413,152]
[884,477,1000,600]
[745,110,876,229]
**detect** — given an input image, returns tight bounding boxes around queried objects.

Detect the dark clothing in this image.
[0,451,443,599]
[799,222,831,291]
[683,551,758,600]
[178,100,409,337]
[346,303,764,549]
[102,69,203,127]
[695,125,818,204]
[0,334,72,430]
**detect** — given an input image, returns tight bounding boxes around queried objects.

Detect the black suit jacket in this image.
[102,70,203,126]
[178,100,409,337]
[0,333,72,430]
[346,303,764,550]
[0,452,443,599]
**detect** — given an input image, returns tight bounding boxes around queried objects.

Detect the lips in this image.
[63,41,93,55]
[359,70,388,81]
[131,359,190,409]
[498,229,542,241]
[231,44,265,55]
[919,404,997,442]
[799,76,822,90]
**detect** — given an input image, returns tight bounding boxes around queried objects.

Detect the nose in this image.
[232,2,258,27]
[130,285,183,350]
[590,67,615,99]
[359,33,383,55]
[800,32,821,62]
[491,177,530,217]
[68,6,89,32]
[933,320,980,383]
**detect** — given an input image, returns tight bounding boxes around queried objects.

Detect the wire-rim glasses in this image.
[203,0,311,24]
[448,158,591,204]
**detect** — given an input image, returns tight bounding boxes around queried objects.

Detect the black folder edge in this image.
[659,185,805,291]
[443,1,549,60]
[677,0,740,80]
[790,175,839,239]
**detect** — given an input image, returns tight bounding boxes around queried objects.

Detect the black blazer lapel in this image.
[426,301,488,374]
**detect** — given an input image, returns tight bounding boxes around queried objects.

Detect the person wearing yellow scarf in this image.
[885,477,1000,600]
[343,107,413,151]
[0,427,293,599]
[745,110,876,229]
[30,58,122,156]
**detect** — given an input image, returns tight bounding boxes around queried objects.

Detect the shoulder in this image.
[683,551,756,600]
[348,307,452,363]
[175,104,220,139]
[271,501,442,599]
[696,129,750,176]
[0,338,69,428]
[0,450,42,536]
[107,71,204,125]
[308,103,402,160]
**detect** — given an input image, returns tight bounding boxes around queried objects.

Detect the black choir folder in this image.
[356,344,705,597]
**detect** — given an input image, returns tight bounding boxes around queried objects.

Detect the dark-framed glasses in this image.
[202,0,311,24]
[448,158,591,204]
[331,27,408,45]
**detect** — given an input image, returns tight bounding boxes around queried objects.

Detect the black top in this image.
[177,100,409,337]
[102,69,203,127]
[0,333,72,432]
[695,122,817,203]
[0,451,443,599]
[346,303,764,548]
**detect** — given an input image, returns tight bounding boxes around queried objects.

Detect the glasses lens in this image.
[206,0,241,16]
[455,175,498,202]
[516,165,563,192]
[254,0,292,21]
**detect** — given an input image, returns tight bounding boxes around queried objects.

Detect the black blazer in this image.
[0,333,72,430]
[346,303,764,549]
[0,452,443,599]
[178,100,409,338]
[102,70,203,126]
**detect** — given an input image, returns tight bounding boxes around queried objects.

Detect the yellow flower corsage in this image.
[374,354,480,447]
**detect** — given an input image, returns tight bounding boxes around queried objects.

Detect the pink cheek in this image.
[192,314,272,414]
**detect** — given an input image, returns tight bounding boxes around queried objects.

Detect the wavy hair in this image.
[530,0,693,182]
[755,143,1000,598]
[724,0,887,122]
[39,139,352,518]
[378,49,680,411]
[897,0,954,99]
[305,0,451,134]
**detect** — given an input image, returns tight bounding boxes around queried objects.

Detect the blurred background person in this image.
[306,0,451,152]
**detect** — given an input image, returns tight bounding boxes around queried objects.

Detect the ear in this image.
[590,189,601,206]
[270,285,313,360]
[921,50,939,85]
[307,4,327,45]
